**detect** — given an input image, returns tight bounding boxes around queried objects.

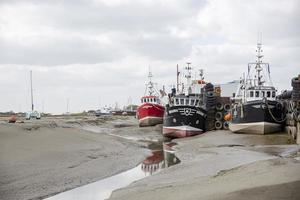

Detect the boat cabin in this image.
[141,96,161,104]
[171,96,202,107]
[246,86,276,101]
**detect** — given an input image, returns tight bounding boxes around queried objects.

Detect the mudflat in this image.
[109,131,300,200]
[1,116,300,200]
[0,116,150,200]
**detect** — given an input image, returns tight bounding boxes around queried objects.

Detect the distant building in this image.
[215,80,239,98]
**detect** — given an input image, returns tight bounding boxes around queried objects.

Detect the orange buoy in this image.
[8,115,17,123]
[224,113,232,121]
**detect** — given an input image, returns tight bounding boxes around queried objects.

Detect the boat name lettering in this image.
[169,109,178,114]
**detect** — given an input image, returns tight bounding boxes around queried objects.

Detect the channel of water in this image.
[45,139,179,200]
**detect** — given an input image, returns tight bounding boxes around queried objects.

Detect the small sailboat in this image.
[26,71,41,120]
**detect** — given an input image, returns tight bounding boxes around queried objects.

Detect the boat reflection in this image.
[141,142,180,175]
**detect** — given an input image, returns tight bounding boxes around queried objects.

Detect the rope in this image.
[265,98,287,123]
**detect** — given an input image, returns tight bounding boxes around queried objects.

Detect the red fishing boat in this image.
[137,69,165,127]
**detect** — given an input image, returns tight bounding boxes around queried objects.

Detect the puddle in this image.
[45,164,147,200]
[45,141,180,200]
[142,142,180,175]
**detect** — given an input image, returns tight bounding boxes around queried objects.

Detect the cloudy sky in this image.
[0,0,299,114]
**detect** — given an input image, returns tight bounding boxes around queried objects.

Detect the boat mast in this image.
[176,64,180,92]
[255,36,264,87]
[147,66,154,96]
[185,62,192,95]
[30,70,34,111]
[66,98,69,113]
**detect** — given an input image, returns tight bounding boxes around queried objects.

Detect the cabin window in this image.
[250,91,254,97]
[262,91,265,97]
[191,99,195,106]
[267,91,271,97]
[175,98,179,105]
[153,98,156,102]
[180,99,184,105]
[195,100,199,106]
[185,99,189,105]
[255,91,259,97]
[272,91,275,97]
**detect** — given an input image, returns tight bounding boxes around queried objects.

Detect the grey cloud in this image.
[0,36,124,65]
[0,0,206,65]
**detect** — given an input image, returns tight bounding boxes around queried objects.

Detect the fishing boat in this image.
[163,63,208,138]
[137,69,165,127]
[229,41,285,134]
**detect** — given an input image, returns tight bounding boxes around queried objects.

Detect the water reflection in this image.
[141,142,180,175]
[45,141,180,200]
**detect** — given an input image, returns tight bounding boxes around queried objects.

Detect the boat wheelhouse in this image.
[141,96,161,104]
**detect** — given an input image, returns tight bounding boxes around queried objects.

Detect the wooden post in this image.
[297,122,300,144]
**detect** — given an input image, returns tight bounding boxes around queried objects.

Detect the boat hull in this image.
[163,105,206,138]
[229,100,284,134]
[139,116,163,127]
[137,103,164,127]
[163,125,203,138]
[229,121,282,134]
